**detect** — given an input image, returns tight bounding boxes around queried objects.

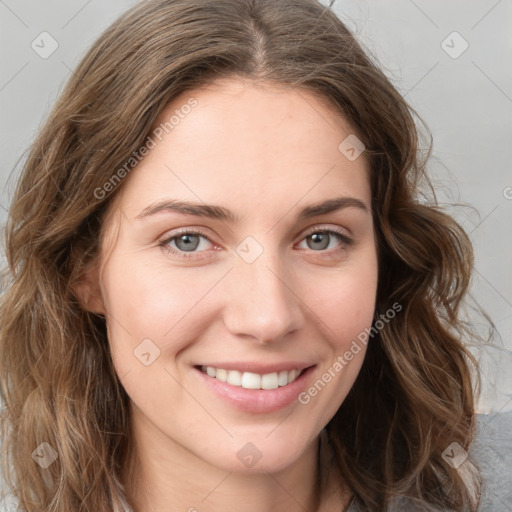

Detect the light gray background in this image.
[0,0,511,415]
[0,2,511,511]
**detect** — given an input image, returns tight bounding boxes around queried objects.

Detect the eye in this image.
[296,226,353,253]
[159,229,215,259]
[159,226,353,260]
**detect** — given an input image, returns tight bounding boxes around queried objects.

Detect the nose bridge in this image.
[223,239,304,343]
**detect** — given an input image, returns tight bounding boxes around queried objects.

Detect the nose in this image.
[222,247,305,345]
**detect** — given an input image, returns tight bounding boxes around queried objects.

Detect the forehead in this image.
[108,78,370,223]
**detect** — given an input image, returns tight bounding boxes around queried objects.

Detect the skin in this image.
[79,78,378,512]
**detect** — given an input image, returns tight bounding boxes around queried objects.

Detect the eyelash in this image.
[158,226,353,260]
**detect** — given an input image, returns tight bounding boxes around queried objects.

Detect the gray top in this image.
[1,412,510,511]
[346,411,512,511]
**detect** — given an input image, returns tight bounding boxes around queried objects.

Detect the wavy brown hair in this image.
[0,0,483,510]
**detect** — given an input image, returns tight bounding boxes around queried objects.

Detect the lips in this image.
[193,363,316,414]
[193,363,316,413]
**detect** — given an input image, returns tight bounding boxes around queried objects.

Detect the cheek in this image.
[101,256,219,415]
[325,275,377,348]
[101,254,228,366]
[295,262,377,423]
[103,241,378,373]
[296,248,377,406]
[303,252,378,350]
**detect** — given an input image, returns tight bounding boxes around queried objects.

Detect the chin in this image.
[201,429,317,474]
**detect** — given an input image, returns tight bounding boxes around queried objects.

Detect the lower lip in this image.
[193,366,315,413]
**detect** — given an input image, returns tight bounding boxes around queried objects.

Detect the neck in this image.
[120,409,350,512]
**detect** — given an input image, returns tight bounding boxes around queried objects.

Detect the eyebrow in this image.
[135,196,369,222]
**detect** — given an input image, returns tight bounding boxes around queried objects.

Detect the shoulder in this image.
[0,491,18,512]
[468,410,512,511]
[346,412,512,511]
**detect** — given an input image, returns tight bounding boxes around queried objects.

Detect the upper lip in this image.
[195,361,316,374]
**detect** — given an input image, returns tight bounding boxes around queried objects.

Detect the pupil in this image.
[310,232,329,250]
[177,234,199,251]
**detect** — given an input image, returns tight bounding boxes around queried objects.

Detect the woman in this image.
[0,0,485,510]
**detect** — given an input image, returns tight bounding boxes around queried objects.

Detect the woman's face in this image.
[89,79,378,474]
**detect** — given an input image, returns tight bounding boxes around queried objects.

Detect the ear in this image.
[73,260,106,316]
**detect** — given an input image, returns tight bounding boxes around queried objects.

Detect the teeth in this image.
[226,370,242,386]
[216,368,227,382]
[201,366,303,389]
[261,372,279,390]
[241,371,261,389]
[278,370,288,386]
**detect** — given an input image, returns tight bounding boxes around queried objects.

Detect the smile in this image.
[193,363,316,413]
[199,365,304,390]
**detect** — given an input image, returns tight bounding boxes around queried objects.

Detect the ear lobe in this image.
[73,262,106,316]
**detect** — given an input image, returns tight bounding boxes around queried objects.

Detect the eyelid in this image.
[300,223,352,240]
[160,226,214,242]
[158,223,353,258]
